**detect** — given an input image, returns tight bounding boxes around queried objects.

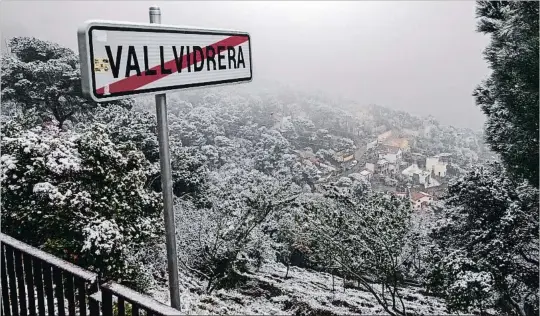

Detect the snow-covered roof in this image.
[360,170,371,176]
[319,163,336,172]
[348,173,365,181]
[402,164,423,176]
[435,153,452,157]
[377,159,388,165]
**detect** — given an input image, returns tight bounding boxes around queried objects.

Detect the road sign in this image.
[77,20,252,102]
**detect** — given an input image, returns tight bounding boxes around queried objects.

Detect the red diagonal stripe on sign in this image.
[95,35,249,95]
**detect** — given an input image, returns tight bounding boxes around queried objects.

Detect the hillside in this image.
[149,263,447,315]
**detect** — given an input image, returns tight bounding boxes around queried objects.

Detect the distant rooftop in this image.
[383,138,409,149]
[411,191,432,201]
[379,145,401,154]
[360,170,371,176]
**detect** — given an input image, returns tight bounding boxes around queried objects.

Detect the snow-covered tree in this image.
[1,121,162,290]
[1,37,132,129]
[428,162,539,315]
[473,1,539,187]
[175,167,300,293]
[90,105,208,200]
[292,181,413,316]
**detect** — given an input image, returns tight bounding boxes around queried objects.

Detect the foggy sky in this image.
[0,1,490,129]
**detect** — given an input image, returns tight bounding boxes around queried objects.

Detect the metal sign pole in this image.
[149,5,182,311]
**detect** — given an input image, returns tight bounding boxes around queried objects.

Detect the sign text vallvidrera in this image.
[77,20,253,102]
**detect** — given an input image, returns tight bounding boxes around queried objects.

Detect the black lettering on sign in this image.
[105,45,122,78]
[143,46,157,76]
[227,47,236,69]
[125,46,141,77]
[217,46,226,70]
[237,46,245,69]
[160,46,172,74]
[186,46,192,72]
[206,46,216,71]
[172,46,185,73]
[193,46,204,72]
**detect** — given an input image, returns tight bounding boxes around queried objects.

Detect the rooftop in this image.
[383,138,409,149]
[402,164,423,176]
[411,191,432,201]
[379,145,401,155]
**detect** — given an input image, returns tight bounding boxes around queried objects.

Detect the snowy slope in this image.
[149,263,447,315]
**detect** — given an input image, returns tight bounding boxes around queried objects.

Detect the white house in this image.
[366,140,378,150]
[402,164,431,186]
[360,169,372,181]
[365,162,375,173]
[394,192,408,199]
[378,145,402,164]
[377,159,390,174]
[426,156,447,177]
[411,191,433,211]
[349,170,372,182]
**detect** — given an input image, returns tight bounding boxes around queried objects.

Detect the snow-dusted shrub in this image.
[428,162,539,315]
[175,167,300,293]
[89,105,209,201]
[302,183,414,316]
[1,121,162,291]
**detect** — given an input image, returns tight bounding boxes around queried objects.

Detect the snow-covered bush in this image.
[304,184,413,316]
[428,162,539,315]
[1,121,162,291]
[175,167,300,293]
[89,105,209,201]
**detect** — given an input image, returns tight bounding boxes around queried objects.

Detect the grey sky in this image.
[0,1,490,129]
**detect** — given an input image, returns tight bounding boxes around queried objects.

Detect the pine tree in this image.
[1,37,132,129]
[428,163,539,315]
[473,1,539,187]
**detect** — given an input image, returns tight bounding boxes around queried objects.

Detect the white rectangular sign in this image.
[77,20,252,102]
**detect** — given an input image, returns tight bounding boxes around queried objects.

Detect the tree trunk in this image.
[58,118,65,130]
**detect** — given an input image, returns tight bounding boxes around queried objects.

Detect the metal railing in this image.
[1,233,181,316]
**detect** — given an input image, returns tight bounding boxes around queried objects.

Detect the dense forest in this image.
[1,1,538,315]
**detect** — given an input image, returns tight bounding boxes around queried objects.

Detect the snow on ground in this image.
[149,263,447,315]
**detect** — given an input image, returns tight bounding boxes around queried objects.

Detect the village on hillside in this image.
[287,126,461,212]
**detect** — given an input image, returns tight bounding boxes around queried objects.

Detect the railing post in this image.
[22,253,36,316]
[31,258,45,316]
[75,277,87,316]
[13,250,27,316]
[88,293,100,316]
[41,262,55,316]
[5,246,19,316]
[53,267,66,316]
[1,244,12,316]
[64,275,76,316]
